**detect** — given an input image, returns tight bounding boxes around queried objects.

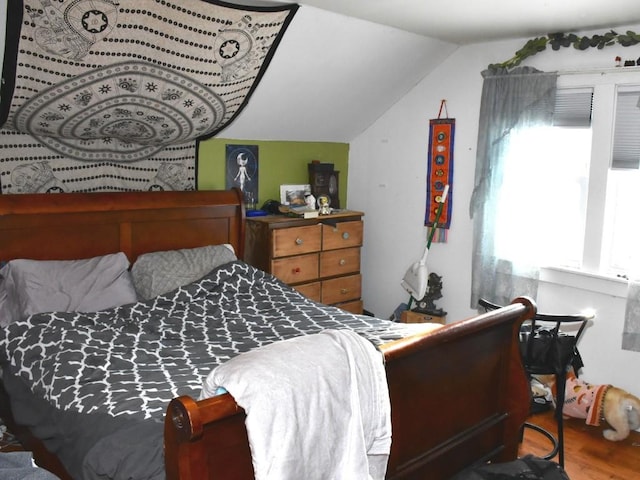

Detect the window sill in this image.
[539,266,628,298]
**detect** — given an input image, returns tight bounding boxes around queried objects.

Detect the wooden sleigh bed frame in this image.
[0,188,535,480]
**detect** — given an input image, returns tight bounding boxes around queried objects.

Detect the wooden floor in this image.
[519,409,640,479]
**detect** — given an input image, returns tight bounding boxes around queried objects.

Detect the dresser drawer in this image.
[321,221,363,251]
[271,253,319,284]
[294,281,322,302]
[245,212,365,310]
[272,224,322,258]
[321,274,361,305]
[335,299,363,315]
[319,247,360,278]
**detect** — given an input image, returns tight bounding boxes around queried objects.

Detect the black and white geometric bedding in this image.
[0,260,435,479]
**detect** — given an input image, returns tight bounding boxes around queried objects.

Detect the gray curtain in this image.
[623,281,640,351]
[622,226,640,350]
[469,67,557,308]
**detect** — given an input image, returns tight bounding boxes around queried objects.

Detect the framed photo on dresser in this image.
[280,184,311,205]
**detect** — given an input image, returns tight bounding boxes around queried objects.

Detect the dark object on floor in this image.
[450,454,570,480]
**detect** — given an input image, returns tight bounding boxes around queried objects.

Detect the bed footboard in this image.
[380,297,534,478]
[164,297,535,480]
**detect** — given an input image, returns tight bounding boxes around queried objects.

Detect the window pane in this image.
[495,126,591,268]
[602,169,640,275]
[612,87,640,170]
[553,89,593,127]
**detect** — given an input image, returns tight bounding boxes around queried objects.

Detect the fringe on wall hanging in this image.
[424,100,454,243]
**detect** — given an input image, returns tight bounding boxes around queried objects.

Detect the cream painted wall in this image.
[348,25,640,396]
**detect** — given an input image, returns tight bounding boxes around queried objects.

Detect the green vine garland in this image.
[489,30,640,71]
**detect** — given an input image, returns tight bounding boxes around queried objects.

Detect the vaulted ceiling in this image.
[276,0,640,44]
[223,1,640,142]
[266,0,640,44]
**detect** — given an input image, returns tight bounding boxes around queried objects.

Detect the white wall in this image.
[223,5,457,142]
[348,26,640,397]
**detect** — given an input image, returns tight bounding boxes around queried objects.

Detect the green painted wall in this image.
[198,138,349,208]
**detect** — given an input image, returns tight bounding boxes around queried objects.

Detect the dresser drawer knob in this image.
[339,259,346,266]
[340,288,348,294]
[292,267,301,274]
[295,238,303,245]
[342,232,350,240]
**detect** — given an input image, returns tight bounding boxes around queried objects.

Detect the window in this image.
[495,72,640,279]
[495,124,591,268]
[601,85,640,277]
[599,83,640,277]
[602,168,640,275]
[495,88,592,270]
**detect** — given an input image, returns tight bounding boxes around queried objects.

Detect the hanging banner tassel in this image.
[425,100,454,241]
[431,228,448,243]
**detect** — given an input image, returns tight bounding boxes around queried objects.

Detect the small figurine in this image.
[317,194,331,215]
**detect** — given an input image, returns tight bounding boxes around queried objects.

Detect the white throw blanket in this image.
[200,329,392,480]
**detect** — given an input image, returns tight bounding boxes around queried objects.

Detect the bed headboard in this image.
[0,189,245,263]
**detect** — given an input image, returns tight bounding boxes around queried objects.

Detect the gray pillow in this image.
[0,252,137,327]
[131,244,237,300]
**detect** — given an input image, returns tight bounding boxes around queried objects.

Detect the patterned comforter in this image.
[0,261,435,479]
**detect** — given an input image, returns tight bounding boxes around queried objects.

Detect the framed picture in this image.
[280,184,311,206]
[225,144,259,209]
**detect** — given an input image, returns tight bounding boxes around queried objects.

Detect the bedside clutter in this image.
[0,429,23,452]
[398,271,447,324]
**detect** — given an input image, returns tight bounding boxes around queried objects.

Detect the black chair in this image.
[478,298,592,468]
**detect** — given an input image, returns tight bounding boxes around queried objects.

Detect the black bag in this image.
[451,455,570,480]
[519,326,583,374]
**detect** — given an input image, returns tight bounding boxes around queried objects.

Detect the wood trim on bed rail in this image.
[0,189,246,262]
[383,296,535,479]
[0,189,244,214]
[380,297,535,360]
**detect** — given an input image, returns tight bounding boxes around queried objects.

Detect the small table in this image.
[400,310,446,324]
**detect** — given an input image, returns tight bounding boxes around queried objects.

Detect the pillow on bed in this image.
[0,252,137,327]
[131,244,237,300]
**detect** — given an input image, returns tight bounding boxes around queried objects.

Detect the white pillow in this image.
[131,244,237,300]
[0,252,137,327]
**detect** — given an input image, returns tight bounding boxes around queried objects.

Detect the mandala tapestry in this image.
[0,0,297,193]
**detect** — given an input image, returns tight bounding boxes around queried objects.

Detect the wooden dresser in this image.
[244,211,364,314]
